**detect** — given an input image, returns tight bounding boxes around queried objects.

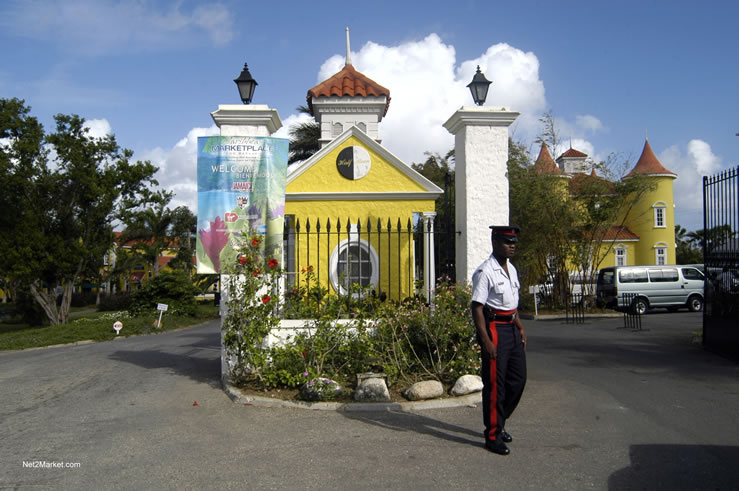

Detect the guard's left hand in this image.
[519,327,527,350]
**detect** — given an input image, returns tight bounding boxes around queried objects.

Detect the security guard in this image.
[471,225,527,455]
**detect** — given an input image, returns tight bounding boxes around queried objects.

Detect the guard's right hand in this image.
[485,339,497,360]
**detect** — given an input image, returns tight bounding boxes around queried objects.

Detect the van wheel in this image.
[688,295,703,312]
[631,298,648,315]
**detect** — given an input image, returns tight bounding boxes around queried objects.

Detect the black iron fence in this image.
[703,166,739,359]
[620,293,642,330]
[283,215,448,304]
[566,293,585,324]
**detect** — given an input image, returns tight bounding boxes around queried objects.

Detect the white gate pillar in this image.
[211,104,282,382]
[443,106,519,284]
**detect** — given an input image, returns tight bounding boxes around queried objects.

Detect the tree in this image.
[288,105,320,165]
[0,98,158,325]
[412,150,456,280]
[118,190,175,278]
[676,224,702,264]
[508,136,653,305]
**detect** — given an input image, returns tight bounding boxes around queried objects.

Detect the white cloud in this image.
[141,124,220,212]
[659,139,723,230]
[0,0,233,55]
[315,35,547,165]
[83,119,113,139]
[575,114,603,133]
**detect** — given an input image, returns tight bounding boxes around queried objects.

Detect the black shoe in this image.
[485,440,510,455]
[500,430,513,443]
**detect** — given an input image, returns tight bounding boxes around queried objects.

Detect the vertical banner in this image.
[196,136,288,274]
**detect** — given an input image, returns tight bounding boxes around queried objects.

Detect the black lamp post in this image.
[467,66,492,106]
[234,63,258,104]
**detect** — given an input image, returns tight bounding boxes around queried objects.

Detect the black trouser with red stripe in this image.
[481,314,527,442]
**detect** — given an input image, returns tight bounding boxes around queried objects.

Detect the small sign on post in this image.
[156,303,168,329]
[113,321,123,335]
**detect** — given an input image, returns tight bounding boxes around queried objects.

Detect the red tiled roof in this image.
[625,140,676,177]
[534,143,562,174]
[307,64,391,116]
[569,171,612,194]
[559,147,588,158]
[602,225,640,241]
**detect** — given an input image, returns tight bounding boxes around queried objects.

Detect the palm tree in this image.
[288,105,320,165]
[118,190,175,278]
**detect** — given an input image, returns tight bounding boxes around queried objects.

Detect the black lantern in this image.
[467,66,492,106]
[233,63,258,104]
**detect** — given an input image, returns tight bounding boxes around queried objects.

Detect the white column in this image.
[443,106,519,284]
[422,212,437,302]
[212,104,282,383]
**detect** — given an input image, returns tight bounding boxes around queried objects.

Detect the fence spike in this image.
[387,218,392,230]
[377,218,382,232]
[336,219,341,233]
[326,218,331,232]
[356,219,362,234]
[316,218,321,232]
[366,217,372,233]
[406,217,412,232]
[305,218,311,233]
[295,218,301,232]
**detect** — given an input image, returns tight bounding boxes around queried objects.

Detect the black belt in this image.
[483,307,517,322]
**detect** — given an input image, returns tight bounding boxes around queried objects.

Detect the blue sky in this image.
[1,0,737,232]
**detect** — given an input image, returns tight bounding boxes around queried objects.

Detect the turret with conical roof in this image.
[622,139,677,265]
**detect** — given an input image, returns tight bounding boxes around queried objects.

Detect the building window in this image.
[615,246,626,266]
[653,203,666,228]
[357,122,367,133]
[332,123,343,137]
[329,237,379,295]
[655,245,667,265]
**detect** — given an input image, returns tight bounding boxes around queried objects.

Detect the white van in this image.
[596,265,705,314]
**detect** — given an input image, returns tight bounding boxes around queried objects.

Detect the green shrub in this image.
[98,293,132,312]
[129,271,200,316]
[373,282,479,385]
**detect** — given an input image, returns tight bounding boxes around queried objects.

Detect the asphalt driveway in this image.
[1,312,737,489]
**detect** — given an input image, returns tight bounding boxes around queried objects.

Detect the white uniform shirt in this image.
[471,253,520,310]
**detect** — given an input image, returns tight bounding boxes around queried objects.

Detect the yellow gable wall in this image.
[286,136,428,194]
[284,137,438,302]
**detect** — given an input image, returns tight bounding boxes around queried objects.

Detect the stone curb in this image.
[222,378,482,412]
[524,313,622,321]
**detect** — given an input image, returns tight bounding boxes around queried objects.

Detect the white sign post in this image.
[113,321,123,335]
[156,303,168,328]
[528,285,540,316]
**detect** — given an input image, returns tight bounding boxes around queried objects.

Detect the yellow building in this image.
[534,139,677,269]
[284,61,442,301]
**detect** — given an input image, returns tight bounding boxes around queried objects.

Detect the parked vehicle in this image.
[596,265,705,314]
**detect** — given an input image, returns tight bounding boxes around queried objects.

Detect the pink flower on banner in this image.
[198,216,229,272]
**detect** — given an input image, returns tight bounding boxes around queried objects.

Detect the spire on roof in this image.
[345,27,352,66]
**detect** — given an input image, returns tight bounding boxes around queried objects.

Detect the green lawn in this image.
[0,304,220,351]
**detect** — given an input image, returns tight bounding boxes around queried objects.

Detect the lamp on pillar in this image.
[466,66,492,106]
[233,63,258,104]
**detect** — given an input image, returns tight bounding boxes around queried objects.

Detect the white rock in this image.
[404,380,444,401]
[450,375,483,396]
[354,377,391,402]
[300,378,343,401]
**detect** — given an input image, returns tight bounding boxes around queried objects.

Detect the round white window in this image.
[329,238,379,295]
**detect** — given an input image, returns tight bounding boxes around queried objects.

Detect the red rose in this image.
[238,255,247,265]
[251,237,261,246]
[252,269,261,277]
[268,258,278,268]
[261,295,271,304]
